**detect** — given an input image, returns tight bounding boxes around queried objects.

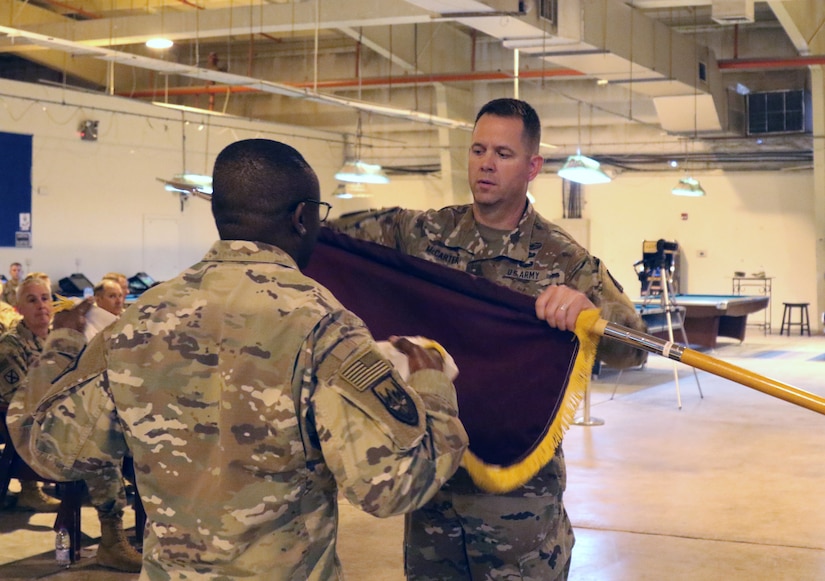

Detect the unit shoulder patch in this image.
[338,347,419,426]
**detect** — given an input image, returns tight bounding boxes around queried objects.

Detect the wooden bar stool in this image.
[780,302,811,336]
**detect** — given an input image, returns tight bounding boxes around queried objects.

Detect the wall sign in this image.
[0,132,33,247]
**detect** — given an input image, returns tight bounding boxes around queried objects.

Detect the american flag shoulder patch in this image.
[340,350,393,392]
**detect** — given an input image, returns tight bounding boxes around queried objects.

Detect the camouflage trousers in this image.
[86,463,128,518]
[403,486,574,580]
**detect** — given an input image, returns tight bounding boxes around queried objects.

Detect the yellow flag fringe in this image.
[462,308,602,493]
[52,294,76,314]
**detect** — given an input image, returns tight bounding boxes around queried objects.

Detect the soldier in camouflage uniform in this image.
[1,262,22,307]
[8,139,469,580]
[0,273,142,571]
[329,98,646,580]
[0,273,60,512]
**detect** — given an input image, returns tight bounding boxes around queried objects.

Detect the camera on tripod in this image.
[634,239,679,296]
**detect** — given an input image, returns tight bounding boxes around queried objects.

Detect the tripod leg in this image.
[660,273,682,409]
[672,307,704,399]
[609,368,625,400]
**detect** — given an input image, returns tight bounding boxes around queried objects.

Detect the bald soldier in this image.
[328,98,646,580]
[8,139,468,580]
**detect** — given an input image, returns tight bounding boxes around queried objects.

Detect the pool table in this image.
[633,294,769,349]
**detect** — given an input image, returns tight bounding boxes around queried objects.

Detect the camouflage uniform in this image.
[9,240,468,580]
[0,301,20,334]
[0,320,128,518]
[329,204,646,580]
[1,278,19,307]
[0,321,43,406]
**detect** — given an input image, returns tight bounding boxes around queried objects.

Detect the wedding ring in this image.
[559,304,568,311]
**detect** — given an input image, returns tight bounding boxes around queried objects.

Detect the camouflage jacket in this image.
[1,278,19,307]
[329,204,645,497]
[8,240,468,581]
[0,320,42,405]
[0,301,21,335]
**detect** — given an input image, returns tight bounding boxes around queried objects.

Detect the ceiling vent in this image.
[747,90,810,135]
[711,0,754,25]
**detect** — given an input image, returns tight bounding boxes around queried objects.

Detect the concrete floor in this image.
[1,331,823,580]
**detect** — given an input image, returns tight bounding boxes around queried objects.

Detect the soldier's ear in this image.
[291,202,307,236]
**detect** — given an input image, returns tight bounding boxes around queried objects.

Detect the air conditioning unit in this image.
[711,0,754,25]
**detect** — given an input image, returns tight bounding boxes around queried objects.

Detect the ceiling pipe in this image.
[40,0,101,20]
[117,52,820,101]
[719,56,825,70]
[117,68,585,99]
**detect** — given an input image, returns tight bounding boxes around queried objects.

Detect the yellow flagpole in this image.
[590,316,825,416]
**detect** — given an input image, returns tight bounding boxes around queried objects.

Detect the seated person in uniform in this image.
[102,272,129,299]
[1,262,22,307]
[0,273,142,572]
[0,273,60,512]
[94,278,125,316]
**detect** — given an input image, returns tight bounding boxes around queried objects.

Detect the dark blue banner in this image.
[0,132,33,247]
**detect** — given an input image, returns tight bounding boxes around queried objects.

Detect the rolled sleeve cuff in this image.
[409,369,458,410]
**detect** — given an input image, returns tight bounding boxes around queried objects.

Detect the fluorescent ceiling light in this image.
[146,38,173,50]
[557,154,611,185]
[334,160,390,185]
[671,176,706,197]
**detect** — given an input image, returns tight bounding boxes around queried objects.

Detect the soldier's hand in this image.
[390,336,444,373]
[53,297,94,332]
[535,286,596,332]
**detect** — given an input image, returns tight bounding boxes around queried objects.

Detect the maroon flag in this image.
[305,227,598,492]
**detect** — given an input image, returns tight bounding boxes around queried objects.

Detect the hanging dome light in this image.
[671,176,706,197]
[334,160,390,185]
[557,153,611,185]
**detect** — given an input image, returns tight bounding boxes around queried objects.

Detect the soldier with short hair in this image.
[102,272,129,298]
[1,262,23,306]
[8,138,468,580]
[94,278,125,316]
[329,98,646,580]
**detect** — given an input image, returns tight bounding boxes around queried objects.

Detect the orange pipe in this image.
[719,56,825,70]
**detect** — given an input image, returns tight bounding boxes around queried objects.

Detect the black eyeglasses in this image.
[299,199,333,223]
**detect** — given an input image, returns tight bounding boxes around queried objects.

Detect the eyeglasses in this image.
[300,199,333,223]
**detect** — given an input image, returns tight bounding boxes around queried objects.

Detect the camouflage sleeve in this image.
[6,329,128,482]
[592,259,648,369]
[327,207,413,249]
[0,333,27,405]
[312,313,468,518]
[0,303,21,335]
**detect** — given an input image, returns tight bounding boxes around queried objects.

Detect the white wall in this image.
[367,167,818,333]
[533,171,817,333]
[0,78,343,284]
[0,78,819,332]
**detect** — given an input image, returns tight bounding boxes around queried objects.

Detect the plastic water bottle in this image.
[83,286,94,299]
[55,527,70,568]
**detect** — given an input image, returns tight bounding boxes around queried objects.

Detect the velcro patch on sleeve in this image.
[337,346,420,427]
[340,349,393,392]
